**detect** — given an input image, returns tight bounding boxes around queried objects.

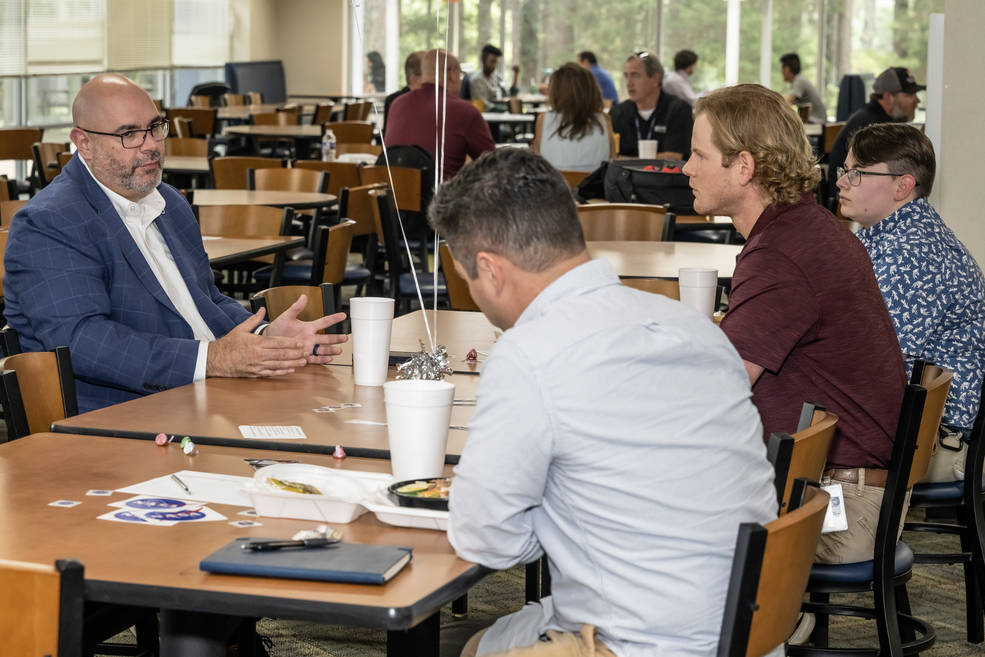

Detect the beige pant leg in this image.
[478,625,617,657]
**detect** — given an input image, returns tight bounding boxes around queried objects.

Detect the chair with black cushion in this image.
[0,346,78,440]
[324,120,374,144]
[718,480,830,657]
[768,404,838,515]
[197,204,293,297]
[31,141,70,188]
[311,103,337,125]
[187,81,230,107]
[2,558,85,657]
[577,202,673,241]
[294,160,361,197]
[365,149,434,267]
[343,100,372,121]
[439,242,479,312]
[789,361,952,657]
[0,127,44,195]
[902,373,985,643]
[0,325,22,357]
[222,93,246,106]
[250,283,339,334]
[210,156,284,189]
[166,108,218,139]
[338,182,387,295]
[248,166,330,258]
[370,187,446,314]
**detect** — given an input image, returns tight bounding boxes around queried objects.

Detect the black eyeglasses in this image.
[836,166,917,187]
[77,120,169,149]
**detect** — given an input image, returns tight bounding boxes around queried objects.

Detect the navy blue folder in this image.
[200,538,412,585]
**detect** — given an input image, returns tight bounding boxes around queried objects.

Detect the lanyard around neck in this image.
[634,110,658,142]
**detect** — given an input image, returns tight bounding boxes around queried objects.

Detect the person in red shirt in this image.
[683,84,906,565]
[384,49,496,181]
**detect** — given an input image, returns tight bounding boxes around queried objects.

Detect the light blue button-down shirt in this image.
[448,259,778,657]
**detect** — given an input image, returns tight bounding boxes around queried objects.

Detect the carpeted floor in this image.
[248,509,985,656]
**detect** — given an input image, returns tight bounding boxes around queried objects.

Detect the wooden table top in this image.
[586,241,742,278]
[0,433,484,627]
[191,189,337,209]
[224,125,323,139]
[53,365,479,459]
[163,155,210,174]
[391,310,498,375]
[203,235,305,266]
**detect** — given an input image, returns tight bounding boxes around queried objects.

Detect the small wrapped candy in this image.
[180,436,197,455]
[155,432,168,446]
[333,444,347,460]
[466,348,478,361]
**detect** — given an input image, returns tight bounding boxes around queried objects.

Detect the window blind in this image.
[172,0,230,67]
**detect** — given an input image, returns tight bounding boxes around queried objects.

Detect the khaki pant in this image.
[815,471,910,564]
[460,625,617,657]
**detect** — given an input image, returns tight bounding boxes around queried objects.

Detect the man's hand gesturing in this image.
[206,308,308,378]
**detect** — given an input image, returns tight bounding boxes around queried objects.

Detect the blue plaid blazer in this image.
[3,155,252,412]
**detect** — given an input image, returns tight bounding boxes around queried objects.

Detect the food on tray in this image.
[266,477,322,495]
[394,478,451,499]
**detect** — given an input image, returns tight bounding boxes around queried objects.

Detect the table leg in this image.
[159,609,243,657]
[387,611,439,657]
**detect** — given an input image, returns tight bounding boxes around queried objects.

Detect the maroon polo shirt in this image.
[721,194,905,468]
[384,83,496,180]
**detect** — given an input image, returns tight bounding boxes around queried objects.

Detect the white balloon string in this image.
[349,0,435,349]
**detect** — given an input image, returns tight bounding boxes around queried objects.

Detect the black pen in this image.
[241,537,340,552]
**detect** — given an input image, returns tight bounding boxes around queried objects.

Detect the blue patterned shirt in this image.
[856,197,985,431]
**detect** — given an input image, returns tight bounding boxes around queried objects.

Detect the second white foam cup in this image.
[638,139,658,159]
[384,380,456,481]
[678,267,718,318]
[349,297,395,386]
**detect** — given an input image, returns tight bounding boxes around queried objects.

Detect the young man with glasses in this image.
[4,74,347,412]
[840,123,985,470]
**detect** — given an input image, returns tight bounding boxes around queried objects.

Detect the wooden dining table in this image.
[53,364,479,460]
[0,432,484,657]
[191,189,337,209]
[202,235,304,266]
[586,240,742,278]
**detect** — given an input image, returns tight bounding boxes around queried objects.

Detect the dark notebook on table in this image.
[200,538,412,585]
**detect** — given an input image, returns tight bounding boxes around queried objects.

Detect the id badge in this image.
[820,483,849,533]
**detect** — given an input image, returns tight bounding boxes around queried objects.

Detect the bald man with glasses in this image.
[4,74,347,412]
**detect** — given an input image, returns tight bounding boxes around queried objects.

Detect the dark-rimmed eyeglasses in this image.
[836,166,917,187]
[77,120,169,149]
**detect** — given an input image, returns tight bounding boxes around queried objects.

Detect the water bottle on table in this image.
[321,129,336,161]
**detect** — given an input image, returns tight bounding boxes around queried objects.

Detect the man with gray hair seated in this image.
[431,148,777,657]
[609,50,693,159]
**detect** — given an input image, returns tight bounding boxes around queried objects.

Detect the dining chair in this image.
[294,160,361,196]
[439,242,479,311]
[324,120,374,144]
[31,141,70,188]
[360,163,429,267]
[768,404,838,514]
[0,199,27,226]
[248,167,328,194]
[620,278,680,299]
[343,100,373,121]
[1,557,85,657]
[222,93,247,106]
[559,169,590,188]
[0,346,78,440]
[370,187,446,313]
[0,127,44,193]
[0,174,12,201]
[789,361,951,657]
[247,91,264,104]
[0,325,22,357]
[166,108,218,138]
[188,94,212,108]
[576,202,673,241]
[718,480,829,657]
[251,283,337,325]
[210,156,284,189]
[197,204,294,296]
[902,373,985,643]
[165,137,210,158]
[311,103,337,125]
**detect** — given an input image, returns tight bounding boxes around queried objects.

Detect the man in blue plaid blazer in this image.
[4,74,346,412]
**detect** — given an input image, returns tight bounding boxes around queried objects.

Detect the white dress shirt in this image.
[80,157,211,380]
[448,259,778,657]
[662,70,698,107]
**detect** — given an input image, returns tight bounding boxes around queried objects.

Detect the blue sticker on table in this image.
[146,508,205,522]
[125,497,186,510]
[114,511,149,523]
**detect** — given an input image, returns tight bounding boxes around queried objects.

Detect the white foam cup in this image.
[678,267,718,318]
[349,297,395,386]
[638,139,658,159]
[384,380,456,481]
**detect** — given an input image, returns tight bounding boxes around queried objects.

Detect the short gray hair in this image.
[626,51,664,78]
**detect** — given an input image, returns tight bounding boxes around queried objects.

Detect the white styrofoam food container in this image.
[247,464,390,523]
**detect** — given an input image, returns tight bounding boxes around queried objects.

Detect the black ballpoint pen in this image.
[241,537,341,552]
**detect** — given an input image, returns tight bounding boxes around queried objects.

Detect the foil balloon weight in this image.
[396,341,453,381]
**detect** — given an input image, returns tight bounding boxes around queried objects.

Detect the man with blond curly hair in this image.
[684,84,906,565]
